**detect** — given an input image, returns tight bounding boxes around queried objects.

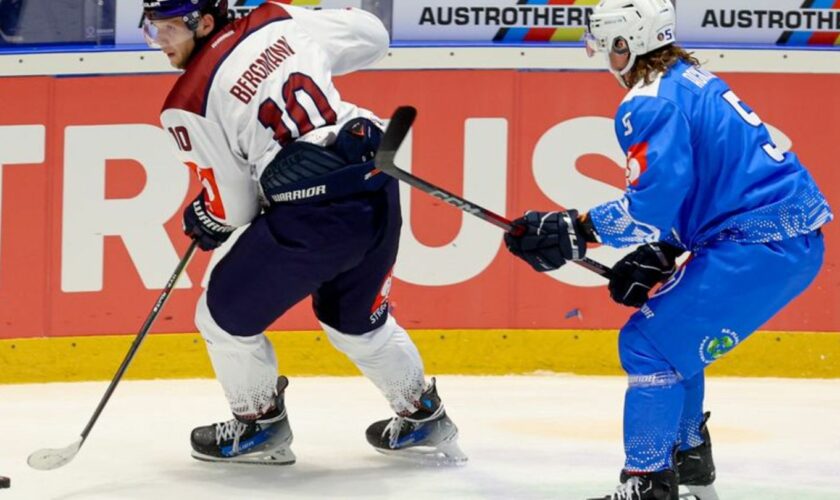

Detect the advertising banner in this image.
[392,0,598,42]
[391,0,840,46]
[0,69,838,339]
[678,0,840,46]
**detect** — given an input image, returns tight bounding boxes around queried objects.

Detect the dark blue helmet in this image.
[143,0,228,28]
[143,0,230,47]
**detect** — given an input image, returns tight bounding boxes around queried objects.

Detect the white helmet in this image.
[585,0,676,83]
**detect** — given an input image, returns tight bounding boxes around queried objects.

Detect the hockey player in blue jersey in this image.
[504,0,832,498]
[143,0,465,466]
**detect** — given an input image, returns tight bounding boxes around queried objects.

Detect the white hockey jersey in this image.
[160,2,389,227]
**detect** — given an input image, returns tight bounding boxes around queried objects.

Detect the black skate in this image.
[588,470,679,500]
[190,376,295,465]
[365,377,466,465]
[676,412,719,500]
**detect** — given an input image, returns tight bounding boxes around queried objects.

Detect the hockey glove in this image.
[608,242,684,307]
[183,191,235,251]
[332,117,382,164]
[504,210,591,272]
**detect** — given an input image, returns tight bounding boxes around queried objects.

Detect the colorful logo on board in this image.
[697,0,840,47]
[777,0,840,45]
[492,0,598,43]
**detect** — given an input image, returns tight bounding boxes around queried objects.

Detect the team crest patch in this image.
[699,328,740,364]
[625,142,648,187]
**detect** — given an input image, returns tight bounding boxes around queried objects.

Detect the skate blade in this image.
[680,484,720,500]
[191,446,296,466]
[374,438,468,466]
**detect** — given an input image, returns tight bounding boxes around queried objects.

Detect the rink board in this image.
[0,50,838,382]
[1,329,839,383]
[0,71,837,337]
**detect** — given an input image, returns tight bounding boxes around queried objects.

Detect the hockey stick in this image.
[376,106,612,279]
[27,239,199,470]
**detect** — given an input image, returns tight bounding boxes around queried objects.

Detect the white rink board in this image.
[2,376,840,499]
[3,46,840,77]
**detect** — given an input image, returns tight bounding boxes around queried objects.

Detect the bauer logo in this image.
[699,328,741,364]
[677,0,840,47]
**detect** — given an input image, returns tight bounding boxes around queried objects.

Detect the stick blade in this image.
[27,439,82,470]
[376,106,416,169]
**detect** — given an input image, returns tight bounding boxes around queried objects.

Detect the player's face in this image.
[584,30,632,85]
[609,38,631,73]
[144,17,196,69]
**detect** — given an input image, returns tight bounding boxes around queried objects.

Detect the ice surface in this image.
[2,375,839,499]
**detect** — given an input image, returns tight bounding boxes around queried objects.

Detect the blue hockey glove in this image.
[183,191,235,251]
[504,210,590,272]
[608,242,684,307]
[332,117,382,164]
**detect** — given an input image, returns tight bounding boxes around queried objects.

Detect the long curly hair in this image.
[627,44,701,87]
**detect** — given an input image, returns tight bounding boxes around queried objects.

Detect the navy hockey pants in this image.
[205,178,401,336]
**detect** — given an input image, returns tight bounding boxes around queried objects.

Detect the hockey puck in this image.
[0,476,9,488]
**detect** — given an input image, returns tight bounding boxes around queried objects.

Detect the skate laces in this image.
[383,416,406,448]
[381,405,445,448]
[611,476,642,500]
[215,419,250,449]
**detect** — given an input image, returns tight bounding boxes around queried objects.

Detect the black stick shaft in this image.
[376,107,613,279]
[79,240,198,442]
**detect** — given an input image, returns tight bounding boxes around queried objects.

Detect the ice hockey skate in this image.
[676,413,719,500]
[589,469,679,500]
[190,376,295,465]
[365,378,466,465]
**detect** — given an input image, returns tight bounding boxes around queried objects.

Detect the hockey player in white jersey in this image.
[504,0,831,499]
[142,0,465,466]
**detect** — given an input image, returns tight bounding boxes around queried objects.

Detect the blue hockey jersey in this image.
[588,60,833,251]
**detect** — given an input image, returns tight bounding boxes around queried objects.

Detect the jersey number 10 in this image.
[722,90,785,163]
[257,72,337,146]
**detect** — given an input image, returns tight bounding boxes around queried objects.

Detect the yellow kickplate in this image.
[0,330,838,383]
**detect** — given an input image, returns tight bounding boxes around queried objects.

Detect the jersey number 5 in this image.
[258,72,337,146]
[722,90,785,162]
